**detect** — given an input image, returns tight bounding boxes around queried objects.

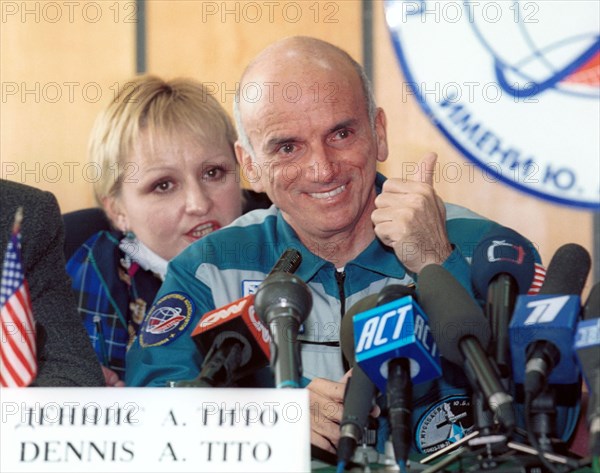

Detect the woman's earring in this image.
[120,229,135,271]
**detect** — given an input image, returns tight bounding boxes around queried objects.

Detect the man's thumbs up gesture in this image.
[372,152,452,274]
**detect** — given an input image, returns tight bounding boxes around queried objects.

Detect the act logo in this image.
[385,0,599,208]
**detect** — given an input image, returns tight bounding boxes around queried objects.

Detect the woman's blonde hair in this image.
[89,75,237,205]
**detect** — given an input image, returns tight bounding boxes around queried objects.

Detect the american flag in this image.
[0,207,37,387]
[528,262,547,294]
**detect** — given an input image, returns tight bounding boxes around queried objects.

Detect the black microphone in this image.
[185,248,302,387]
[418,264,516,432]
[508,244,590,471]
[376,285,417,467]
[583,282,600,320]
[471,226,537,378]
[337,294,379,469]
[538,243,590,296]
[267,247,303,276]
[254,272,312,388]
[574,282,600,456]
[518,243,590,400]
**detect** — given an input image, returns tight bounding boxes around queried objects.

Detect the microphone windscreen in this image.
[583,282,600,321]
[471,226,536,297]
[539,243,591,296]
[376,284,416,306]
[267,248,302,276]
[418,264,491,365]
[341,294,379,364]
[254,272,312,325]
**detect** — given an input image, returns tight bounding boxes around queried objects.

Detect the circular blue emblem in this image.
[384,0,599,208]
[140,292,195,347]
[415,395,474,454]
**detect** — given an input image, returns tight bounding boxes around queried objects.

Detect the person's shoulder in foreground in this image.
[1,179,104,386]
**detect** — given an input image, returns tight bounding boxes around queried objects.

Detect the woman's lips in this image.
[185,221,221,239]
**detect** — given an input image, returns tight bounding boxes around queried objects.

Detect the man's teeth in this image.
[189,223,215,238]
[310,185,345,199]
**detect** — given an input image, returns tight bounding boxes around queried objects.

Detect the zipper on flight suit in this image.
[335,268,349,371]
[298,269,344,349]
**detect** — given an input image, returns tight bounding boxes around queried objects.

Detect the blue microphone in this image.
[509,243,590,399]
[471,226,536,378]
[574,282,600,455]
[353,286,442,390]
[353,285,441,465]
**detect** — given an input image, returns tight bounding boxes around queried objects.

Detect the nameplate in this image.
[1,387,310,472]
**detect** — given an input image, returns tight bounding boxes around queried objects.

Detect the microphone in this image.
[574,282,600,455]
[353,285,441,465]
[266,247,302,276]
[471,226,537,378]
[191,295,268,386]
[509,243,590,400]
[418,264,516,432]
[509,244,589,471]
[337,294,380,470]
[583,282,600,320]
[189,248,302,386]
[253,272,312,388]
[537,243,590,295]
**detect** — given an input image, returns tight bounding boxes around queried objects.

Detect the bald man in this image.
[127,37,578,456]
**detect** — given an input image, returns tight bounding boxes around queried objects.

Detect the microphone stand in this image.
[523,385,571,473]
[420,380,586,473]
[464,358,510,470]
[529,387,558,454]
[168,338,243,387]
[470,391,502,470]
[417,358,586,472]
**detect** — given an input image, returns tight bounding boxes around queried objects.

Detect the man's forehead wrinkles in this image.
[251,111,360,153]
[254,112,309,137]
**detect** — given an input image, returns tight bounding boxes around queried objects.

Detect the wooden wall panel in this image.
[372,1,595,292]
[1,0,135,212]
[145,0,362,117]
[1,0,594,291]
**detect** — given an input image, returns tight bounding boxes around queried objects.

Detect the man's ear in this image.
[102,196,128,232]
[235,141,265,193]
[374,108,389,163]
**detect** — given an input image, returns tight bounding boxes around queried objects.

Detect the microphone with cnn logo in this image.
[190,294,272,386]
[173,248,301,387]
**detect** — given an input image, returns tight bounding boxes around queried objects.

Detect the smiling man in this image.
[234,41,389,266]
[126,37,559,456]
[233,37,454,276]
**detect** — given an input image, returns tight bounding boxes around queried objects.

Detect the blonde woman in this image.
[66,76,265,385]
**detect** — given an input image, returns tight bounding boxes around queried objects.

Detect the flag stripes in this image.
[1,209,37,387]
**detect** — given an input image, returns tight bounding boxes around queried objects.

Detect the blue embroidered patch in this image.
[415,395,474,454]
[139,292,195,348]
